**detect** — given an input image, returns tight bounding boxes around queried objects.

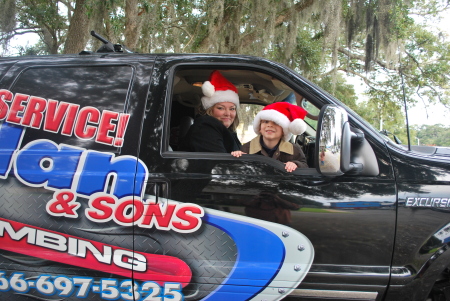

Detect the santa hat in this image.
[201,70,240,109]
[253,102,308,141]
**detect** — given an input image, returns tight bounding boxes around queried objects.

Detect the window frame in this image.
[161,63,323,175]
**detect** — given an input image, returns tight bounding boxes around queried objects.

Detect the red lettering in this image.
[142,203,176,228]
[173,206,203,231]
[44,100,70,133]
[46,190,80,218]
[114,114,130,147]
[21,96,47,128]
[0,91,127,146]
[86,195,115,220]
[85,196,203,233]
[74,107,100,139]
[114,199,144,224]
[61,103,80,136]
[6,93,29,124]
[0,89,12,120]
[96,111,118,145]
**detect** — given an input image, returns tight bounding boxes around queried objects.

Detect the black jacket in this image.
[180,115,241,153]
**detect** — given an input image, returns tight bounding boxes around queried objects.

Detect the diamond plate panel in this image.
[0,177,237,300]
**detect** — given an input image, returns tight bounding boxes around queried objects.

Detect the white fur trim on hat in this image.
[201,80,215,97]
[201,90,240,110]
[253,109,293,141]
[289,118,307,136]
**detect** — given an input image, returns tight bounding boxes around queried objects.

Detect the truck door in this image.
[138,58,397,301]
[0,57,153,300]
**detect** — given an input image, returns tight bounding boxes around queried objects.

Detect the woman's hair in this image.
[198,103,240,132]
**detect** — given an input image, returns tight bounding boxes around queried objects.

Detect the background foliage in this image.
[1,0,449,146]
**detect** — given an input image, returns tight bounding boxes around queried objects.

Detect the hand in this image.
[285,161,298,172]
[231,151,246,157]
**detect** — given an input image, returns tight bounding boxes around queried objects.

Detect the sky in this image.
[350,77,448,127]
[409,102,448,126]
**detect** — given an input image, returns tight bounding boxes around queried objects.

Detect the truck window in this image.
[9,65,133,153]
[168,67,318,168]
[236,103,261,144]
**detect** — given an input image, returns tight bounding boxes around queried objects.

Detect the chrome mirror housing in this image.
[315,105,348,176]
[316,105,375,176]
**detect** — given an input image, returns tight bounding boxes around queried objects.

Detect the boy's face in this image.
[260,120,283,141]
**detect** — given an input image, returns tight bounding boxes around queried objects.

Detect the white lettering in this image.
[36,230,67,251]
[0,219,146,272]
[0,220,36,244]
[113,250,147,272]
[77,240,112,264]
[406,197,414,206]
[68,237,78,255]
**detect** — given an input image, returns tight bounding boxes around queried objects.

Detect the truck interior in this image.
[168,68,321,168]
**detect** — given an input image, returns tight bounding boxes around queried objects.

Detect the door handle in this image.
[144,179,170,204]
[300,180,332,187]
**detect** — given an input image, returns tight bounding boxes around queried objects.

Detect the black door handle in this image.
[144,179,170,204]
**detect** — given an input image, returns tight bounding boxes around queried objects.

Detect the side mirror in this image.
[315,105,346,176]
[316,105,374,176]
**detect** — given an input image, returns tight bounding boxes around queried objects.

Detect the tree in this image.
[413,124,450,146]
[1,0,68,54]
[1,0,449,136]
[63,0,89,54]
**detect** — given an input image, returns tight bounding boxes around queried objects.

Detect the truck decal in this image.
[0,271,185,300]
[406,197,450,208]
[201,206,314,301]
[0,218,192,285]
[0,121,205,233]
[0,88,314,300]
[0,89,130,147]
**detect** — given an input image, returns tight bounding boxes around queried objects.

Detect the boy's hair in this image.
[259,119,284,135]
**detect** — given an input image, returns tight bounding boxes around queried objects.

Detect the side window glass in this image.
[168,67,319,169]
[9,65,133,153]
[237,103,262,144]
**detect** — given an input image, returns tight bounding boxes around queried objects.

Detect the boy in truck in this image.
[231,102,309,172]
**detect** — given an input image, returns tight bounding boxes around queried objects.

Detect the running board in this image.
[289,289,378,300]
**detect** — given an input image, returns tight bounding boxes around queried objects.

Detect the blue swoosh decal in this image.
[202,214,285,301]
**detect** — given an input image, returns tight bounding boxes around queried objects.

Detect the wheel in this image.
[428,269,450,301]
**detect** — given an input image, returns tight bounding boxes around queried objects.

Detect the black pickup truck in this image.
[0,43,449,301]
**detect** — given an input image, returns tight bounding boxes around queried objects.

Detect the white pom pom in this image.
[202,81,215,97]
[289,119,307,135]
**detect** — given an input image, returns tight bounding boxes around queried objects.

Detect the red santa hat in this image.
[201,70,240,109]
[253,102,308,141]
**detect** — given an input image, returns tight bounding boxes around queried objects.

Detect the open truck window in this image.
[167,67,319,169]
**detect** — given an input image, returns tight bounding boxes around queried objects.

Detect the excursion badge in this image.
[405,197,450,208]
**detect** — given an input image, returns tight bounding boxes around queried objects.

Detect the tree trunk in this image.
[63,0,89,54]
[124,0,141,51]
[41,27,59,54]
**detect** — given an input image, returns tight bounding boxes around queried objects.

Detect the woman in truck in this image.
[179,70,242,153]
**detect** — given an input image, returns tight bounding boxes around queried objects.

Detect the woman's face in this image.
[211,102,236,128]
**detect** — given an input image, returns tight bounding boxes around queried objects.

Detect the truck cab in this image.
[0,52,449,301]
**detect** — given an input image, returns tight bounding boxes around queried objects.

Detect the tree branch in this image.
[241,0,315,51]
[0,27,43,42]
[338,47,391,70]
[275,0,315,25]
[337,67,378,89]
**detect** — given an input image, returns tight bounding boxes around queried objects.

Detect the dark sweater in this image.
[180,115,241,153]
